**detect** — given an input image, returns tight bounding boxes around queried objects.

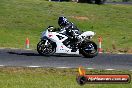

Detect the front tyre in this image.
[79,41,98,58]
[37,40,56,56]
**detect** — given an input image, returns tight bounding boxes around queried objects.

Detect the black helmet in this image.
[58,16,69,27]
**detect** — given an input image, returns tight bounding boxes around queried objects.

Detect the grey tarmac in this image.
[0,49,132,70]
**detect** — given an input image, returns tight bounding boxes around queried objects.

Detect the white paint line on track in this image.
[105,69,115,71]
[56,67,71,69]
[117,53,125,55]
[0,47,19,50]
[24,49,33,51]
[0,47,33,51]
[86,68,95,70]
[0,48,4,49]
[27,66,41,68]
[0,64,130,71]
[0,65,4,67]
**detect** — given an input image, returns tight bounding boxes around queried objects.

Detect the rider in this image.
[58,16,80,36]
[58,16,80,51]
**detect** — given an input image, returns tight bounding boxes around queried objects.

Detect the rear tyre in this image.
[37,40,56,56]
[79,40,98,58]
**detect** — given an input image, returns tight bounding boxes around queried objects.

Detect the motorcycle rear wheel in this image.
[79,40,98,58]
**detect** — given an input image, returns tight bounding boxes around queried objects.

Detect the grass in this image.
[0,0,132,53]
[0,67,131,88]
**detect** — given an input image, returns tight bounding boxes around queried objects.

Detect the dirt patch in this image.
[118,48,132,54]
[71,16,89,20]
[104,47,132,54]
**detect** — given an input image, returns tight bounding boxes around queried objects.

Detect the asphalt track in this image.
[0,49,132,70]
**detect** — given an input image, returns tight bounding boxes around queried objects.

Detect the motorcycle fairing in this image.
[41,30,79,54]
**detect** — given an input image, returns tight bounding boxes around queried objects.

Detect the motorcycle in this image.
[37,26,98,58]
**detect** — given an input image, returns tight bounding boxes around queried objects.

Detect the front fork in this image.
[41,36,49,46]
[45,40,48,46]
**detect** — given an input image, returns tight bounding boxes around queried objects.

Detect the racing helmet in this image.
[58,16,69,28]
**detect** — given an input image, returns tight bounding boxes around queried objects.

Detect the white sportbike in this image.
[37,26,98,58]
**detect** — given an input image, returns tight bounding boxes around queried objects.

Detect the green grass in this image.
[0,67,131,88]
[0,0,132,53]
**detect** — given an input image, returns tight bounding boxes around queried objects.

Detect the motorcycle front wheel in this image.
[37,40,56,56]
[79,41,98,58]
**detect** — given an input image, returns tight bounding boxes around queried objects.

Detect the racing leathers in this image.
[60,22,81,52]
